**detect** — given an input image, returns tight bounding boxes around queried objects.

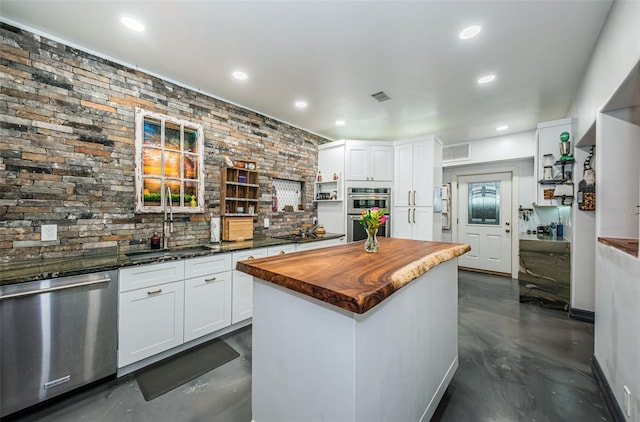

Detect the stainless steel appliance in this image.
[347,187,391,242]
[347,187,392,214]
[1,270,118,418]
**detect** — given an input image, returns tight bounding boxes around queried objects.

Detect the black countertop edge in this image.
[0,234,345,286]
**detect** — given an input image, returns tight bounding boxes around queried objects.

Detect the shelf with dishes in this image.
[313,171,343,202]
[221,159,259,241]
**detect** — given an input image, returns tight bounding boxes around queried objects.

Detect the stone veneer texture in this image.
[0,23,330,263]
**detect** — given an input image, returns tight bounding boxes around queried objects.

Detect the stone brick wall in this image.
[0,23,329,263]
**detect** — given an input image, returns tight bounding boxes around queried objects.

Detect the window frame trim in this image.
[134,107,205,214]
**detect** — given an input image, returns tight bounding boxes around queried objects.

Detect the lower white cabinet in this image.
[118,279,185,368]
[184,255,232,343]
[118,254,233,368]
[295,238,343,252]
[232,248,268,324]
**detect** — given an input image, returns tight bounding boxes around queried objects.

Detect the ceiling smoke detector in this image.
[371,91,391,103]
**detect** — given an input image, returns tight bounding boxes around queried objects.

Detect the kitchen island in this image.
[237,237,470,422]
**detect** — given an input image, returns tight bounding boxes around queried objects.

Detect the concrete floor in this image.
[11,270,610,422]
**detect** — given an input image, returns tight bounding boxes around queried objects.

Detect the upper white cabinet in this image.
[345,140,393,181]
[393,136,443,241]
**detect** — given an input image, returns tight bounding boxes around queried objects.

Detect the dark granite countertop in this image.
[519,233,569,243]
[0,233,344,286]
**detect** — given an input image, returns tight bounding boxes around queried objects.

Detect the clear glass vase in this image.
[364,227,379,253]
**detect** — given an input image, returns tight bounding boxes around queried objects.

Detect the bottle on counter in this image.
[272,187,278,212]
[150,233,161,249]
[557,222,563,238]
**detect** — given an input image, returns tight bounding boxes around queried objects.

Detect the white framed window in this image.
[134,108,205,213]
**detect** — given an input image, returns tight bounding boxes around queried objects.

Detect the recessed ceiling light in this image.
[459,25,482,40]
[496,125,508,131]
[121,16,144,32]
[335,120,346,126]
[295,101,308,109]
[477,74,496,84]
[232,71,248,80]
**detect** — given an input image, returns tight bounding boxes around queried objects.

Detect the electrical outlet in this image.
[264,218,270,228]
[41,224,57,241]
[624,385,631,417]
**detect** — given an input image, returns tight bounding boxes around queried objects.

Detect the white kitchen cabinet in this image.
[119,260,185,292]
[345,141,393,181]
[268,244,297,256]
[393,136,442,241]
[394,206,434,241]
[232,248,268,324]
[295,238,343,252]
[118,279,185,368]
[184,254,232,342]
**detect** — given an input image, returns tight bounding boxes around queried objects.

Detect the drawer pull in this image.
[205,276,217,282]
[279,251,286,255]
[147,289,162,295]
[248,255,254,260]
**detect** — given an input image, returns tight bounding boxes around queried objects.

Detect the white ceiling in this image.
[0,0,612,144]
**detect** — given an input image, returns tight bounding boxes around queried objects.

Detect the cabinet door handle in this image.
[205,277,217,282]
[413,191,416,206]
[279,250,286,255]
[408,191,411,206]
[413,208,416,223]
[408,209,411,224]
[147,288,162,295]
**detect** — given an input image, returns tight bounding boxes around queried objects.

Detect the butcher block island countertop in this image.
[237,237,470,314]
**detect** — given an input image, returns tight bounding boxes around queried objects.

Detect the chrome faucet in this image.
[163,186,174,249]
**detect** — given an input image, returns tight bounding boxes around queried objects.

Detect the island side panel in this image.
[353,259,458,422]
[252,258,459,422]
[252,279,357,422]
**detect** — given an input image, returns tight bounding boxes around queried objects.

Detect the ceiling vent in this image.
[371,91,391,103]
[443,143,471,163]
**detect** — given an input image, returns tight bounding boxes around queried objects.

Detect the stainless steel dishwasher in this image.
[0,270,118,418]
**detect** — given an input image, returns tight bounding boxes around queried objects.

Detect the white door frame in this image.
[451,166,519,279]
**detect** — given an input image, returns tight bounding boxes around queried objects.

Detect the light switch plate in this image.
[41,224,57,241]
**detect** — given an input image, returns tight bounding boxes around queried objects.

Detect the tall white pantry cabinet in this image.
[393,136,443,241]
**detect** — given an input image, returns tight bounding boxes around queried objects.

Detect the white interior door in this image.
[457,172,512,274]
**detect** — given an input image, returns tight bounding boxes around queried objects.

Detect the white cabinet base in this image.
[184,270,232,342]
[252,259,458,422]
[118,280,184,368]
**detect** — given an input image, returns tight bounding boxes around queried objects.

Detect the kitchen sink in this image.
[273,234,318,242]
[124,245,215,262]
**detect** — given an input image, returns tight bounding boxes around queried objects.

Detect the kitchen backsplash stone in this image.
[0,23,330,263]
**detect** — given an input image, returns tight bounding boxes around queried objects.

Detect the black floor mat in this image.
[135,338,240,401]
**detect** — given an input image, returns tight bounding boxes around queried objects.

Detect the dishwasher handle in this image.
[0,274,111,300]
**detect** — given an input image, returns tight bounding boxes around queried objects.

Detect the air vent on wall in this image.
[371,91,391,102]
[443,143,470,163]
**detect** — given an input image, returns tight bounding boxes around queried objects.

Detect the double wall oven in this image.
[347,187,392,242]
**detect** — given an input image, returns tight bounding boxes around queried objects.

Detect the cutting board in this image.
[223,216,254,241]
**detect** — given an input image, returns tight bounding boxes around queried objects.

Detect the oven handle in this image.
[0,275,111,300]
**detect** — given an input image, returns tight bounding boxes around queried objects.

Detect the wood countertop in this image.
[597,237,639,257]
[236,237,470,314]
